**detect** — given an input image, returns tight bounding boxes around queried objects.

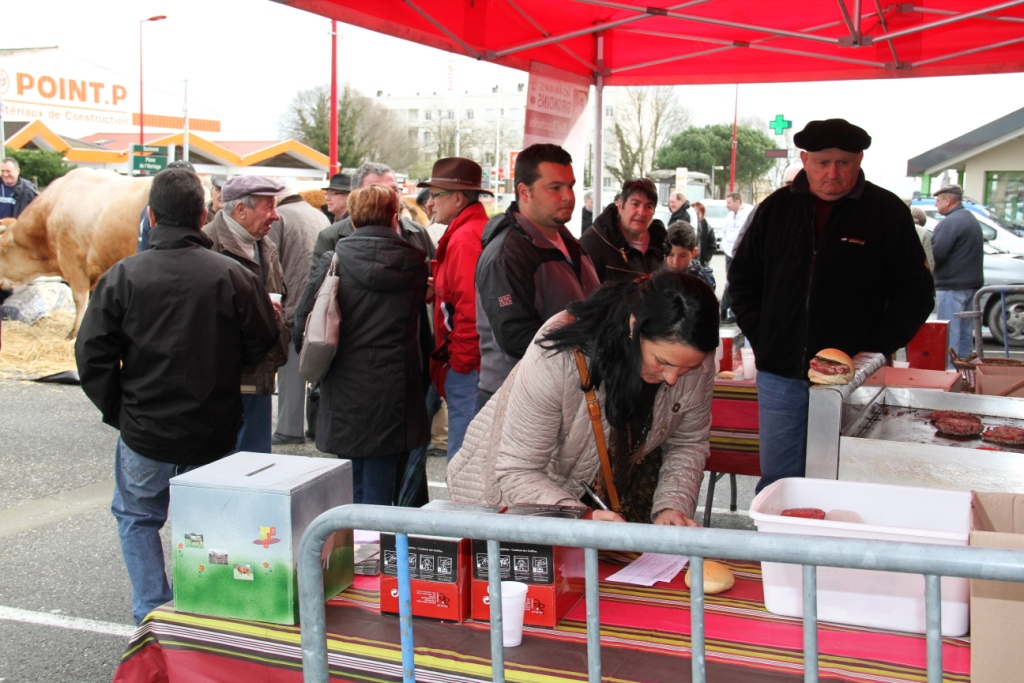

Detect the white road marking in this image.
[0,605,135,637]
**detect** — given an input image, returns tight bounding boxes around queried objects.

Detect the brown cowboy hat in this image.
[416,157,493,195]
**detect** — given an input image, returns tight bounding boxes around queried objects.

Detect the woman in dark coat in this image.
[307,184,429,504]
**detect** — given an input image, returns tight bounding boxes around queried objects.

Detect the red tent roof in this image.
[282,0,1024,84]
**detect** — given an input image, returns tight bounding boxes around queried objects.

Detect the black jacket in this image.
[309,215,434,281]
[475,203,601,393]
[931,205,984,290]
[697,217,715,265]
[579,203,667,283]
[4,177,38,219]
[669,202,691,226]
[310,226,430,458]
[75,224,280,465]
[728,170,934,380]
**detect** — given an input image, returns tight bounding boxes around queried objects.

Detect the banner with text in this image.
[523,62,590,236]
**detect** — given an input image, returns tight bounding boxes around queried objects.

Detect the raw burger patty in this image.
[781,508,826,519]
[934,417,985,436]
[982,426,1024,446]
[927,410,981,424]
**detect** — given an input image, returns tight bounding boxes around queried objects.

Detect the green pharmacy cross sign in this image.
[769,115,792,136]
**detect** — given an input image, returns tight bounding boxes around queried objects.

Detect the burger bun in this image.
[684,560,735,594]
[808,348,855,385]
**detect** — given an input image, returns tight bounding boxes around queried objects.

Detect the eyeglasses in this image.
[429,191,453,200]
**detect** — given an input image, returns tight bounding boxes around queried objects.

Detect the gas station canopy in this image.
[279,0,1024,84]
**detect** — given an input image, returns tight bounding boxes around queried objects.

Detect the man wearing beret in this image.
[931,183,983,363]
[729,118,934,492]
[205,175,292,452]
[417,158,492,460]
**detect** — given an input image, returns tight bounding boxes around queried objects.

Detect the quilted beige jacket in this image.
[447,312,714,520]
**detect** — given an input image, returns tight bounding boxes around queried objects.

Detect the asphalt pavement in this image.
[2,252,1019,681]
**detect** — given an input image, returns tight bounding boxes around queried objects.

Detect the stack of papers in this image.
[605,553,689,586]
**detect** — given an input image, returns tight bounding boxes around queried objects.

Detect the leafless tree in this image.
[606,87,692,183]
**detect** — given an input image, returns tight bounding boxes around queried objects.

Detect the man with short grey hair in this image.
[932,183,983,361]
[204,176,291,452]
[0,157,39,220]
[668,190,690,225]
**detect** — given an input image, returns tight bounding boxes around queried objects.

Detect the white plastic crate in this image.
[748,477,971,636]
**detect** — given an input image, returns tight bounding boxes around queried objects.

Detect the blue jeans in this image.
[936,289,976,364]
[755,370,812,493]
[111,437,195,625]
[236,394,272,453]
[445,368,479,461]
[352,454,403,505]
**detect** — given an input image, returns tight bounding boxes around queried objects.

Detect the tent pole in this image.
[593,33,604,213]
[729,84,738,193]
[330,20,339,176]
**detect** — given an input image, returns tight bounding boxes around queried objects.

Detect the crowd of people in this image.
[67,115,957,624]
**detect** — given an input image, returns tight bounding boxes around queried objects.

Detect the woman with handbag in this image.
[447,270,719,524]
[305,184,430,505]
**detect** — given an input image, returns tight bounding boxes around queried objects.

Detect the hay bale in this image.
[300,189,326,210]
[0,310,77,379]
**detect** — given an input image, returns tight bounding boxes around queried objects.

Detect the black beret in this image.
[793,118,871,153]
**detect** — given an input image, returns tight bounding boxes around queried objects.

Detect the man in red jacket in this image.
[417,158,493,461]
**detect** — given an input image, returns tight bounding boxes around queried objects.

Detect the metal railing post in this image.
[690,555,706,683]
[924,574,943,683]
[585,547,602,683]
[802,565,819,683]
[396,534,415,683]
[487,539,505,682]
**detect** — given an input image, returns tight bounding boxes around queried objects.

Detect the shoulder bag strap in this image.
[572,348,622,513]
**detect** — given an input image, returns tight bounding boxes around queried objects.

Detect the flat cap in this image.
[933,183,963,197]
[210,175,227,189]
[221,176,286,203]
[793,118,871,153]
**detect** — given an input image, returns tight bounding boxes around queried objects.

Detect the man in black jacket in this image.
[0,157,39,219]
[729,119,933,492]
[76,168,280,625]
[580,177,667,283]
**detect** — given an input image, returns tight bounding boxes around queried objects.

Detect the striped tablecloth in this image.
[114,556,970,682]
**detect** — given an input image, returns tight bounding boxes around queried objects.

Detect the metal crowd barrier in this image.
[298,505,1024,683]
[962,284,1024,358]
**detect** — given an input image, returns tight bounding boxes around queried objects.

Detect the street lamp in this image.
[139,15,167,146]
[711,165,724,199]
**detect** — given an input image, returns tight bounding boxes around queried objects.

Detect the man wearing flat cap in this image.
[931,183,983,362]
[205,175,227,225]
[417,157,492,459]
[204,175,291,452]
[729,118,934,493]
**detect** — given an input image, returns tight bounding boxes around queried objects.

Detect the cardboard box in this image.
[380,501,503,623]
[974,364,1024,397]
[170,453,353,625]
[970,491,1024,683]
[470,504,589,628]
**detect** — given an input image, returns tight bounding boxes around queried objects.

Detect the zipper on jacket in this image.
[801,208,819,370]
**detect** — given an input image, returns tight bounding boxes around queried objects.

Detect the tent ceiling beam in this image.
[872,0,903,66]
[576,0,839,45]
[402,0,481,58]
[489,0,711,60]
[875,0,1024,41]
[912,34,1024,67]
[505,0,600,72]
[914,4,1024,25]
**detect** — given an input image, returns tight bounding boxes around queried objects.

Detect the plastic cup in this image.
[741,347,756,381]
[893,360,911,369]
[500,581,529,647]
[268,293,282,305]
[714,342,724,374]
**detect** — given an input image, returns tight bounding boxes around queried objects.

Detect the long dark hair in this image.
[539,271,719,480]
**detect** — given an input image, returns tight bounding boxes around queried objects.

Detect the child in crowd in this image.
[665,221,716,290]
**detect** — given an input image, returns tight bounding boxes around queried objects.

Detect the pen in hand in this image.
[579,480,610,511]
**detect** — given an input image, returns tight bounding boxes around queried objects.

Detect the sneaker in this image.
[272,433,305,446]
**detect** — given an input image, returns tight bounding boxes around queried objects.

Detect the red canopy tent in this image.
[279,0,1024,196]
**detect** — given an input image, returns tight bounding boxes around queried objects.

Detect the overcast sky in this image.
[6,0,1024,196]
